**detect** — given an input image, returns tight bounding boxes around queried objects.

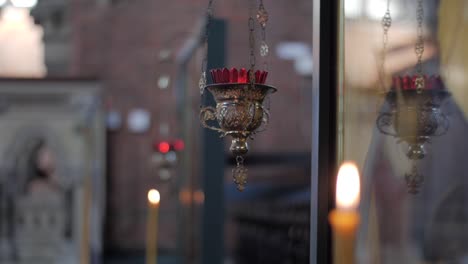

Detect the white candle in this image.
[329,162,361,264]
[336,162,360,211]
[146,189,160,264]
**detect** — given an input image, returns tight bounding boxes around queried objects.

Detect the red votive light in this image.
[392,75,445,91]
[209,67,268,84]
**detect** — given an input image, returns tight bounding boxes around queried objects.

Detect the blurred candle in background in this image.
[329,162,361,264]
[146,189,160,264]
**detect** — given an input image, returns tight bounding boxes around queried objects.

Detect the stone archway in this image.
[0,124,74,263]
[1,124,71,193]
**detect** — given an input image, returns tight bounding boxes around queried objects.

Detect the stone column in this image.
[31,0,71,76]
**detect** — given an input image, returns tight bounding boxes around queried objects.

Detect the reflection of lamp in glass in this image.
[198,0,277,191]
[377,76,450,193]
[376,1,450,194]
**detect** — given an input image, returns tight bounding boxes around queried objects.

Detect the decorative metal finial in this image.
[405,164,424,194]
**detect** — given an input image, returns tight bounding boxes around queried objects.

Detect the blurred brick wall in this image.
[70,0,312,251]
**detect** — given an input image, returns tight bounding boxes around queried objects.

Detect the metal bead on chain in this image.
[381,10,392,47]
[256,4,269,27]
[414,75,425,92]
[260,41,269,57]
[260,31,269,60]
[257,2,269,58]
[381,11,392,30]
[199,71,207,95]
[415,42,424,60]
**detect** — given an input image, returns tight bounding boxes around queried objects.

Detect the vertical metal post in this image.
[201,18,226,264]
[311,0,339,263]
[310,0,321,260]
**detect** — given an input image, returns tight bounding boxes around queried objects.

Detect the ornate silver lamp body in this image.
[201,83,276,153]
[200,81,276,191]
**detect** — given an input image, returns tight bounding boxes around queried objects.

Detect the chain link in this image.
[379,1,392,94]
[199,0,215,99]
[202,0,214,75]
[236,155,244,166]
[414,0,425,93]
[257,0,269,70]
[248,0,256,87]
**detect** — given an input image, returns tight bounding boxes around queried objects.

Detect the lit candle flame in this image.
[147,189,160,205]
[336,162,360,211]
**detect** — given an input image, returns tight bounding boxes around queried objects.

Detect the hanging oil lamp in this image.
[377,75,450,193]
[198,0,276,191]
[376,0,450,194]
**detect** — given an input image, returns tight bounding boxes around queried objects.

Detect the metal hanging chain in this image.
[257,0,271,115]
[257,0,269,70]
[248,0,257,88]
[199,0,215,97]
[379,0,392,94]
[414,0,425,93]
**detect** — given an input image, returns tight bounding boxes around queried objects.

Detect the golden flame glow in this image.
[336,162,360,211]
[147,189,160,205]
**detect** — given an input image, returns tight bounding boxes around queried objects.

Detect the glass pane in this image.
[343,0,468,263]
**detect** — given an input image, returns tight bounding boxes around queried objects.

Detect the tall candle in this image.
[146,189,160,264]
[329,162,361,264]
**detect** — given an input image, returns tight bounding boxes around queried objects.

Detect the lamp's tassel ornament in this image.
[405,164,424,194]
[233,156,248,191]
